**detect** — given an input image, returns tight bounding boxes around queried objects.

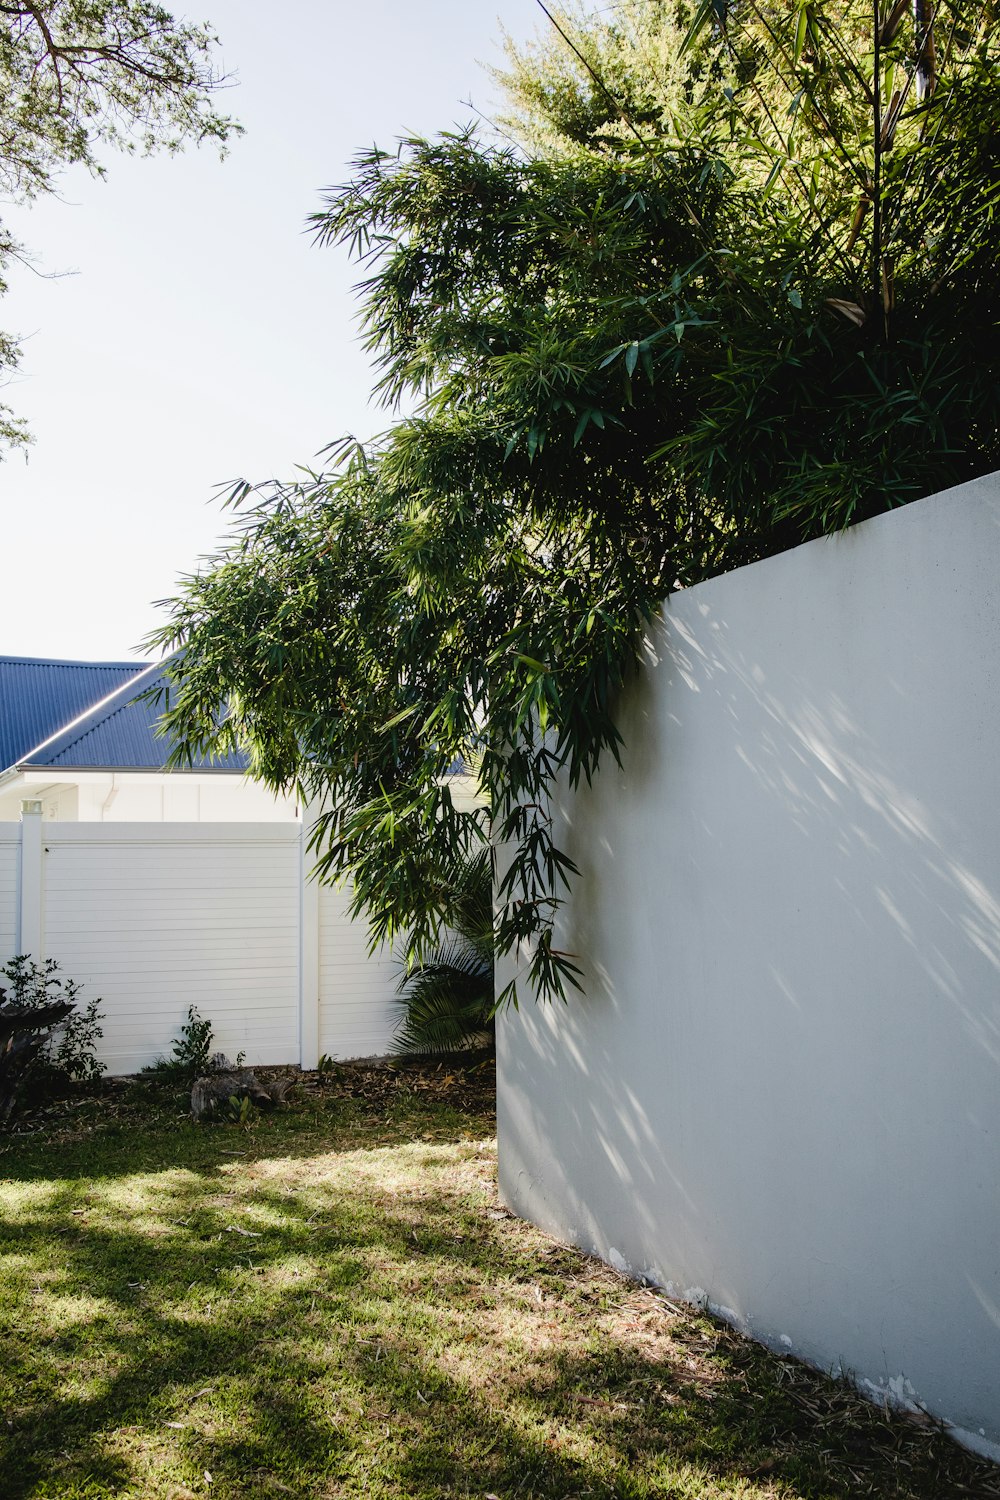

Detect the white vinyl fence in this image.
[0,814,400,1075]
[0,827,18,961]
[498,472,1000,1461]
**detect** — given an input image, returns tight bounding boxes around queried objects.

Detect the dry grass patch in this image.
[0,1062,996,1499]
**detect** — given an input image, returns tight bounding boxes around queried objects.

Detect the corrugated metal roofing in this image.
[20,661,249,771]
[0,656,147,773]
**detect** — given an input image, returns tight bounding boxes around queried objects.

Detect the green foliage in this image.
[153,2,1000,1009]
[494,0,1000,529]
[394,848,495,1056]
[2,955,105,1086]
[1,955,105,1083]
[225,1093,255,1128]
[0,1,238,453]
[664,0,1000,529]
[143,1005,214,1084]
[168,1005,214,1079]
[0,955,105,1121]
[492,1,701,155]
[150,139,746,1007]
[49,991,105,1085]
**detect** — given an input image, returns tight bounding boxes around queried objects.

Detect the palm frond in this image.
[394,957,494,1055]
[394,847,495,1055]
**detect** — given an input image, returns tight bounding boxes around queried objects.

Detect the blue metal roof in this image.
[0,656,148,773]
[19,661,250,772]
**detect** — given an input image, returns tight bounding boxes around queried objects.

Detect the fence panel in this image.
[0,814,412,1076]
[42,823,301,1076]
[317,884,400,1060]
[0,828,18,962]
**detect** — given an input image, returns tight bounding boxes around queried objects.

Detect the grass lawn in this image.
[0,1061,996,1500]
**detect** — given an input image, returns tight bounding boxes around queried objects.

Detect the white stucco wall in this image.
[497,472,1000,1459]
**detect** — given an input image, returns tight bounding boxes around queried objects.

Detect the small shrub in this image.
[143,1005,215,1084]
[0,956,105,1124]
[172,1006,214,1076]
[3,954,74,1014]
[226,1093,255,1128]
[50,995,106,1084]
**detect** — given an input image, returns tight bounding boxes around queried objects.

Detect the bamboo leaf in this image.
[825,298,867,326]
[793,4,809,64]
[681,0,717,57]
[762,159,784,198]
[379,705,419,733]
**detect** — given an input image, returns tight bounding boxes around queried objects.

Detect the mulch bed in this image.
[0,1052,497,1143]
[302,1052,497,1117]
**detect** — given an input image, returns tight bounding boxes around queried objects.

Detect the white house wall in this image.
[497,472,1000,1459]
[0,772,297,823]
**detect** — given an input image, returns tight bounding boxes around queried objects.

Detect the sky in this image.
[0,0,545,661]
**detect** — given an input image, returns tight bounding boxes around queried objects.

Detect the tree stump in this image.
[190,1062,294,1120]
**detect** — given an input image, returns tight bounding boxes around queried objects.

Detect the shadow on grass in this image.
[0,1089,997,1500]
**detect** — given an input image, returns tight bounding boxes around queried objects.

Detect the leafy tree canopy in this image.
[0,0,238,450]
[154,1,1000,1006]
[492,1,699,156]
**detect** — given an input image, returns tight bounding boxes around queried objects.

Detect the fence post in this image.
[299,815,320,1070]
[17,801,43,959]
